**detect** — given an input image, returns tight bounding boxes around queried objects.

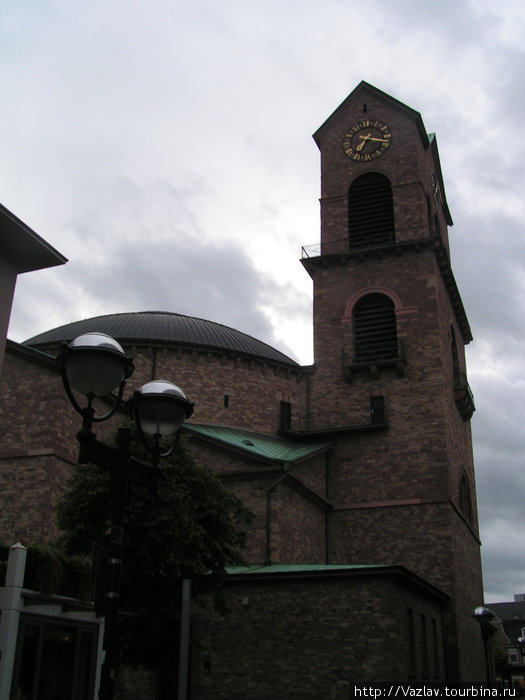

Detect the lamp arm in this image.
[158,431,181,460]
[132,414,181,469]
[62,374,127,437]
[92,380,128,424]
[60,367,87,418]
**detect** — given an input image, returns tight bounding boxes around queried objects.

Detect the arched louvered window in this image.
[459,472,473,523]
[348,172,395,248]
[353,293,398,362]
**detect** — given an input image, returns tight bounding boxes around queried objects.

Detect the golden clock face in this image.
[342,120,392,162]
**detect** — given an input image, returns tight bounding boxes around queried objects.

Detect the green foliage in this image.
[25,544,92,599]
[56,431,253,669]
[0,542,91,599]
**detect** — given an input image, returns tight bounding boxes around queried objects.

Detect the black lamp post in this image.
[58,332,193,700]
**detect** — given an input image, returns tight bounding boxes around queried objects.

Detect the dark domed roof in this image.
[25,311,299,367]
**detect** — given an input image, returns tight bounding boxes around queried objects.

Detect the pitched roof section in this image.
[227,563,386,575]
[25,311,299,367]
[224,563,450,600]
[313,80,429,149]
[184,423,333,464]
[486,601,525,622]
[0,202,67,273]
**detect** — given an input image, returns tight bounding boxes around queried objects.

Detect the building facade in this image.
[487,596,525,687]
[0,82,486,697]
[0,201,66,370]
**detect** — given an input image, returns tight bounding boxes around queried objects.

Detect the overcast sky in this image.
[2,0,524,603]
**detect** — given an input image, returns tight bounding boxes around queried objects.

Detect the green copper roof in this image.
[226,564,388,576]
[184,424,332,464]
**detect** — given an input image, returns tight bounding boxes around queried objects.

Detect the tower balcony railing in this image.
[301,228,436,260]
[301,243,322,258]
[453,367,475,421]
[341,341,406,382]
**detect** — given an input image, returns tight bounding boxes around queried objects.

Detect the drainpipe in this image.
[305,372,311,432]
[265,463,290,565]
[151,346,157,380]
[325,451,330,564]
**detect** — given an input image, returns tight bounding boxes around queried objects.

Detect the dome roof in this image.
[25,311,299,367]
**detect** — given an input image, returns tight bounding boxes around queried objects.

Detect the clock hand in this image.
[356,133,372,151]
[359,135,388,144]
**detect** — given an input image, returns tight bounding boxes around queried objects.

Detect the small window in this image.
[280,401,292,430]
[370,396,386,425]
[431,214,441,239]
[451,326,461,385]
[223,394,229,408]
[354,293,398,362]
[421,614,429,678]
[431,618,441,680]
[407,608,417,678]
[459,472,473,523]
[509,649,519,664]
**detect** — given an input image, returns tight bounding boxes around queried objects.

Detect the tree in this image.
[56,430,253,681]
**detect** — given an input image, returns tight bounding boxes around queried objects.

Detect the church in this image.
[0,82,486,697]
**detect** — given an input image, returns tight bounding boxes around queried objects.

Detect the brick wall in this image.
[0,349,79,543]
[188,439,329,565]
[0,340,309,546]
[195,569,447,698]
[35,342,308,435]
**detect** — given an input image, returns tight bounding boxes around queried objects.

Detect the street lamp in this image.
[132,379,194,467]
[58,332,193,700]
[59,332,135,437]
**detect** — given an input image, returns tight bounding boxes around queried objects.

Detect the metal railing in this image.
[301,228,435,260]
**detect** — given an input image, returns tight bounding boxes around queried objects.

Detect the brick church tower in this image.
[302,82,483,680]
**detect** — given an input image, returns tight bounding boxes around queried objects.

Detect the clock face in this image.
[342,120,392,162]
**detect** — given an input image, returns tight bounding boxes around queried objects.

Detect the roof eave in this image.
[183,423,333,464]
[224,563,450,601]
[313,81,428,149]
[0,202,67,273]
